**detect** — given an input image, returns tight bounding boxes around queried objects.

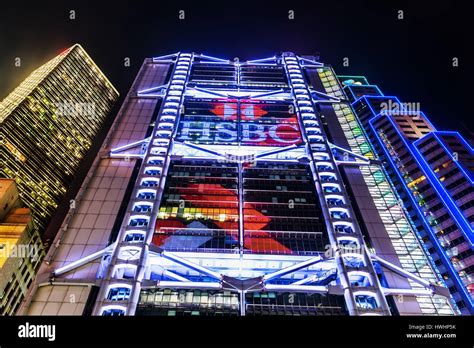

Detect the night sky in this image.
[1,0,471,137]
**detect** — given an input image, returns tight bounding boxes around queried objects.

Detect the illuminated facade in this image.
[340,81,473,314]
[21,52,464,316]
[0,179,45,315]
[0,44,119,231]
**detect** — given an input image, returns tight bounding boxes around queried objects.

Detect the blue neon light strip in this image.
[410,135,474,240]
[414,131,474,184]
[344,84,384,101]
[337,75,370,85]
[402,110,438,131]
[352,96,439,133]
[351,95,404,112]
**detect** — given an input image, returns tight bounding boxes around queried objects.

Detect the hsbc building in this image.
[22,52,460,317]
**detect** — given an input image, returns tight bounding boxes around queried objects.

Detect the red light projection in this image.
[177,101,302,147]
[211,102,268,121]
[153,183,291,253]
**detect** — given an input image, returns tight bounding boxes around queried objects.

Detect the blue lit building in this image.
[343,78,474,314]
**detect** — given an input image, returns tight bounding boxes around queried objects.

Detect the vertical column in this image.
[319,68,455,315]
[93,53,194,316]
[282,54,391,316]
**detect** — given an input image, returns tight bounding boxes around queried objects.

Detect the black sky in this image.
[0,0,471,137]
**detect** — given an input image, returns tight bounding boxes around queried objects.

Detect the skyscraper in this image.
[0,44,119,232]
[20,52,467,316]
[342,80,473,314]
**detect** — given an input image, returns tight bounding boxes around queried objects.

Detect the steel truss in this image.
[48,52,453,316]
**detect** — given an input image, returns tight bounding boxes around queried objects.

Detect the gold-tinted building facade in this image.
[0,179,45,315]
[0,44,119,231]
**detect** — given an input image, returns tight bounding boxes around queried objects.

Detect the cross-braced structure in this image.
[22,52,459,316]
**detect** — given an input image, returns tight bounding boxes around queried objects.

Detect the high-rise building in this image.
[20,52,466,316]
[342,79,474,314]
[0,179,45,315]
[0,44,119,232]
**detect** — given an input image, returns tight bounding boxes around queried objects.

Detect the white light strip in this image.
[152,53,179,61]
[110,137,150,153]
[155,281,222,290]
[263,256,323,282]
[264,284,328,294]
[161,251,223,280]
[54,244,115,276]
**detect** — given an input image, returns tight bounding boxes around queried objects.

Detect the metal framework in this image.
[281,54,390,315]
[48,52,454,316]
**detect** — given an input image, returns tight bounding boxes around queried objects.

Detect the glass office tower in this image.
[339,79,473,314]
[0,44,119,232]
[21,52,465,316]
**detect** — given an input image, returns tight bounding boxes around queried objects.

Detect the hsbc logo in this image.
[178,102,302,146]
[178,121,301,145]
